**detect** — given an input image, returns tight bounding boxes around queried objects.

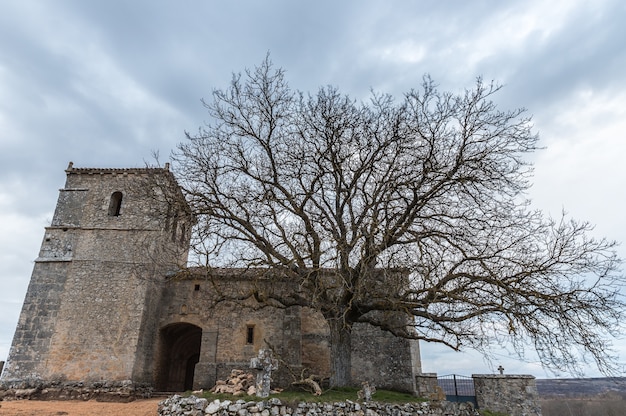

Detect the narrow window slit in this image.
[108,192,123,216]
[246,326,255,344]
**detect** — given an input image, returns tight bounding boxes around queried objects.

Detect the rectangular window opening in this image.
[194,284,200,291]
[246,326,255,344]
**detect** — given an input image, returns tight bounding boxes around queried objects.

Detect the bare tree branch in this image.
[169,56,624,384]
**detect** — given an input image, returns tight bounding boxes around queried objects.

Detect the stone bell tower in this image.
[2,163,191,386]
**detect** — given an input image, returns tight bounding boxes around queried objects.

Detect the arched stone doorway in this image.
[156,323,202,391]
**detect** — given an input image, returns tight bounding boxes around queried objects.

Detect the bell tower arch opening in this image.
[108,191,123,216]
[156,323,202,391]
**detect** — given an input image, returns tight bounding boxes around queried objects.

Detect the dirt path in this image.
[0,398,161,415]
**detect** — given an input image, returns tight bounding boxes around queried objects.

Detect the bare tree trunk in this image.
[328,318,352,388]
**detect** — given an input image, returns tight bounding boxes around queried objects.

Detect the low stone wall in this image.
[415,373,441,399]
[0,379,153,402]
[415,373,542,416]
[158,396,480,416]
[473,374,541,416]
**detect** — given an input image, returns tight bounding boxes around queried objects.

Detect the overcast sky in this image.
[1,0,625,379]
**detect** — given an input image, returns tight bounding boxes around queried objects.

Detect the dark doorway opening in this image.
[185,353,200,391]
[156,323,202,391]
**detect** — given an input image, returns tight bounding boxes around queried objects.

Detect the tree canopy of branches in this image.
[172,57,624,386]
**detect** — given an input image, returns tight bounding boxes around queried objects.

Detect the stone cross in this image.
[498,365,505,375]
[358,381,376,402]
[250,348,278,398]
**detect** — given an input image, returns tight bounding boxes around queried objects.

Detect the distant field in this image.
[537,377,626,398]
[537,378,626,416]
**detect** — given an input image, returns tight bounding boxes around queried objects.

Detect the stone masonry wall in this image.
[415,373,542,416]
[352,322,420,393]
[2,166,188,385]
[1,261,70,380]
[158,396,480,416]
[415,373,441,399]
[159,272,420,393]
[157,278,304,390]
[473,374,542,416]
[0,379,152,402]
[2,164,421,395]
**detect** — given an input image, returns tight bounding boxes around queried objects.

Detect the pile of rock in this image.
[158,395,208,416]
[158,396,481,416]
[0,379,152,402]
[210,370,256,396]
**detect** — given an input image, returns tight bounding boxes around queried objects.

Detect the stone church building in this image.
[1,164,421,394]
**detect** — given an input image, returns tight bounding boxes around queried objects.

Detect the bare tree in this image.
[171,56,623,387]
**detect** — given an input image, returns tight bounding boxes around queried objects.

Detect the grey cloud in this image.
[1,0,625,376]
